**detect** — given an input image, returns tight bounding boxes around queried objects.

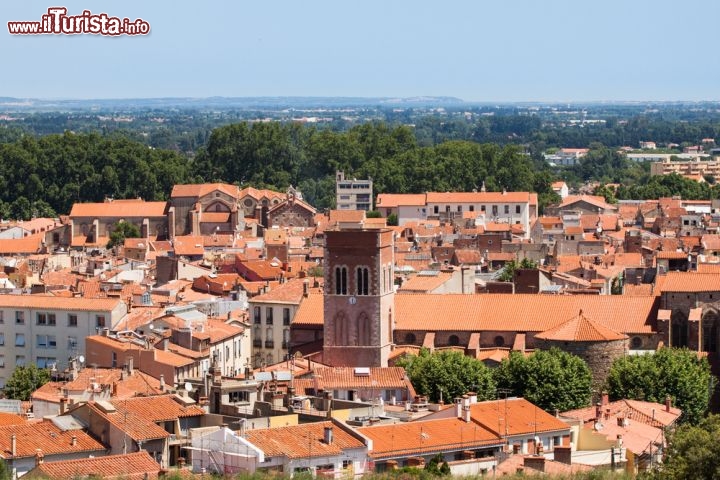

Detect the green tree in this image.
[365,210,382,218]
[607,348,715,425]
[3,364,51,401]
[0,458,9,480]
[387,213,398,226]
[654,414,720,480]
[107,220,141,249]
[498,257,537,282]
[397,349,496,403]
[425,453,450,476]
[495,348,592,412]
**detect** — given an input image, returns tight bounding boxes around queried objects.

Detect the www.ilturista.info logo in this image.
[8,7,150,35]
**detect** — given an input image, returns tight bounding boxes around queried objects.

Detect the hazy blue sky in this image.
[2,0,718,101]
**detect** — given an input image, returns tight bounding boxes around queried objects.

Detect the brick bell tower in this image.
[323,227,395,367]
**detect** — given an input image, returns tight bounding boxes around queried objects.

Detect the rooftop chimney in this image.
[126,357,134,376]
[160,374,165,392]
[665,396,672,412]
[35,449,44,467]
[554,446,572,465]
[601,392,609,406]
[71,435,77,447]
[303,279,309,298]
[11,434,16,457]
[524,456,545,473]
[324,426,334,444]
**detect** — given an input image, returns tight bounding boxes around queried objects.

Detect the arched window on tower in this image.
[702,310,719,353]
[335,266,347,295]
[357,267,369,295]
[671,310,689,348]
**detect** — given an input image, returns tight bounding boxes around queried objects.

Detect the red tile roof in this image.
[0,420,105,459]
[171,183,240,199]
[27,451,161,480]
[535,310,627,342]
[376,194,427,208]
[0,294,122,312]
[471,398,569,437]
[250,277,309,304]
[70,201,167,218]
[660,272,720,292]
[244,421,364,459]
[172,236,205,256]
[303,366,413,391]
[358,417,500,459]
[426,191,532,204]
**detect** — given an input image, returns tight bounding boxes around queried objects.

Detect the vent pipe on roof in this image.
[10,435,16,457]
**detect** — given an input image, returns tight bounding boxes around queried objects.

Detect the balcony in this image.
[282,341,289,349]
[265,340,275,349]
[253,339,262,348]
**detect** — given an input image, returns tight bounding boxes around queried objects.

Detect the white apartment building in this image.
[0,296,127,388]
[336,171,373,211]
[376,191,537,237]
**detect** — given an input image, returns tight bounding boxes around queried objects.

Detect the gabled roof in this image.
[426,191,532,204]
[69,201,167,218]
[535,310,627,342]
[0,420,105,459]
[376,194,427,208]
[660,271,720,292]
[358,417,500,460]
[249,277,309,305]
[471,398,570,437]
[244,421,365,459]
[300,367,413,392]
[559,195,617,211]
[172,236,205,256]
[26,451,161,480]
[171,183,239,199]
[0,295,122,312]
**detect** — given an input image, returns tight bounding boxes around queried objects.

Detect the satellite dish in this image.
[184,382,192,392]
[149,324,154,330]
[78,355,85,364]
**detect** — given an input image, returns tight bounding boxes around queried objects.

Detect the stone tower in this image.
[323,228,395,367]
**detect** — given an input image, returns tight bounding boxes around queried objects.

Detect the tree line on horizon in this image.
[1,118,720,221]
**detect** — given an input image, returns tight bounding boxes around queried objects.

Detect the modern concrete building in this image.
[336,171,373,211]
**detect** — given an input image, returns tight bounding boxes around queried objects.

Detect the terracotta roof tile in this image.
[245,421,364,459]
[397,272,453,293]
[559,195,617,211]
[376,194,427,208]
[659,272,720,292]
[358,417,500,459]
[535,310,627,342]
[427,192,532,204]
[69,201,167,218]
[471,398,569,437]
[172,236,205,256]
[0,421,105,459]
[0,294,122,313]
[304,366,413,391]
[171,183,240,199]
[250,278,309,304]
[27,451,160,480]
